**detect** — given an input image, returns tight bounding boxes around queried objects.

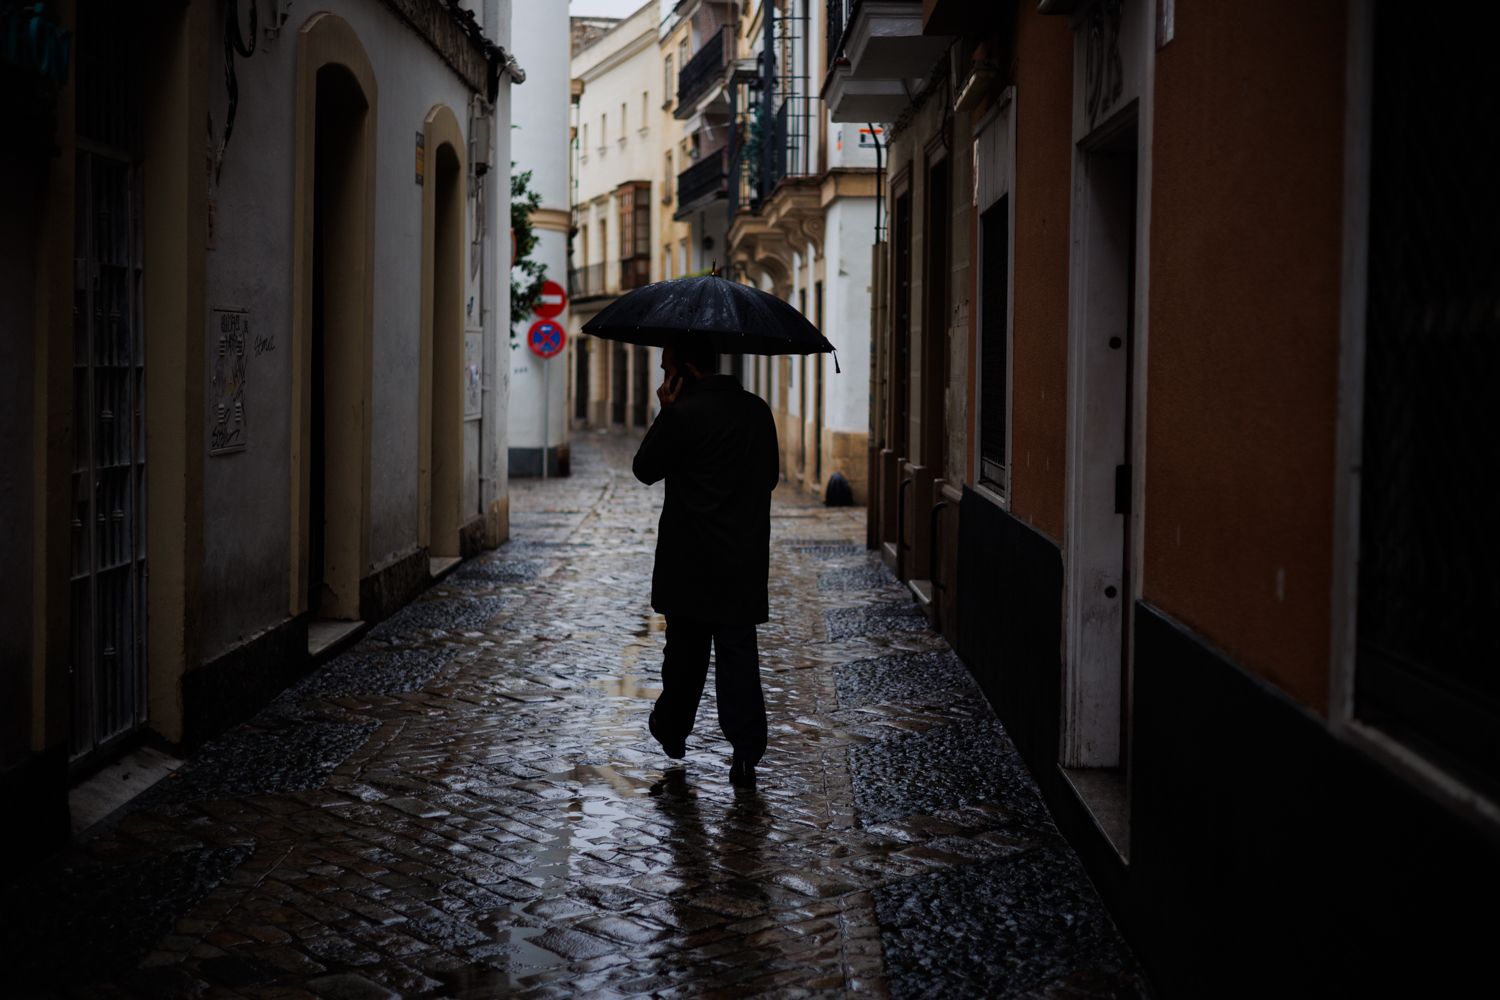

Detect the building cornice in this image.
[375,0,496,95]
[529,207,572,233]
[575,25,659,83]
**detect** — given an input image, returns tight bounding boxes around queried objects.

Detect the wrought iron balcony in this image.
[730,98,816,217]
[826,0,852,69]
[677,25,729,111]
[822,1,950,122]
[676,148,727,215]
[569,263,606,299]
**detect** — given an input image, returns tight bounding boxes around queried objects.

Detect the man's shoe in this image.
[729,754,756,788]
[649,712,686,760]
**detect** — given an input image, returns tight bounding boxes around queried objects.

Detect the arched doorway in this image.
[291,14,376,622]
[419,105,466,563]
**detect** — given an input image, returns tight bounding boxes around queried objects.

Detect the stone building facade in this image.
[1,0,516,853]
[846,0,1500,993]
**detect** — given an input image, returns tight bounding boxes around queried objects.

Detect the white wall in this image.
[507,228,569,452]
[507,0,572,458]
[827,121,883,171]
[573,3,665,276]
[200,0,493,658]
[823,197,875,433]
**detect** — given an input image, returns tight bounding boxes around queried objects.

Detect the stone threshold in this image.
[307,619,366,659]
[68,746,184,836]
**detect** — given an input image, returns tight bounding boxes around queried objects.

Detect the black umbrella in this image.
[579,274,839,370]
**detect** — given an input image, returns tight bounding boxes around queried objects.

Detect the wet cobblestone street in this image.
[5,433,1149,998]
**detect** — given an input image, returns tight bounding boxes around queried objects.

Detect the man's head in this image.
[662,337,720,384]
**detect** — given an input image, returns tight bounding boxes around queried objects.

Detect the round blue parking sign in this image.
[527,319,566,359]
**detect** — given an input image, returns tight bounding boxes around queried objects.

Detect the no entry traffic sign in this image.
[527,319,566,359]
[533,279,567,320]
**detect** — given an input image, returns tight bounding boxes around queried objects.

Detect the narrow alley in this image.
[5,433,1147,998]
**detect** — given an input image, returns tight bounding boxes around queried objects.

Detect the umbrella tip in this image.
[710,261,721,278]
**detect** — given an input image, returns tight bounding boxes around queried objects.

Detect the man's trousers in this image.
[653,616,767,765]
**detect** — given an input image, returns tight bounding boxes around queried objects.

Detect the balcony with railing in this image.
[822,0,952,122]
[569,263,606,300]
[826,0,851,69]
[676,25,731,116]
[676,148,728,217]
[730,95,817,218]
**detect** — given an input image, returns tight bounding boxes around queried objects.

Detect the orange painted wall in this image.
[1007,9,1073,544]
[1143,1,1346,712]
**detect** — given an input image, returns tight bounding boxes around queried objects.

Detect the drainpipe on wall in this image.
[481,0,514,545]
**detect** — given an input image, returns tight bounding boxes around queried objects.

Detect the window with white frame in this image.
[974,94,1015,499]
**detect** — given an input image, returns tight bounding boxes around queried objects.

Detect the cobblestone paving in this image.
[3,433,1150,998]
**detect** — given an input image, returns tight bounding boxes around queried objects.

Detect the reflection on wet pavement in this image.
[2,433,1149,998]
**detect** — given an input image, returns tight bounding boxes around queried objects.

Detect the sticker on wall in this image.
[415,131,425,186]
[464,331,483,419]
[210,308,249,455]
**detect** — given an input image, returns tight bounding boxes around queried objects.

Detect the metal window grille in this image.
[70,0,148,765]
[979,197,1008,489]
[729,3,819,217]
[1355,3,1500,793]
[826,0,852,70]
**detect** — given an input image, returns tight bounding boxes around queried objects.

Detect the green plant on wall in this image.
[741,112,767,198]
[510,162,546,344]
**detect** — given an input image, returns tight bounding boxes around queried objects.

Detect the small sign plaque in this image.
[210,308,249,455]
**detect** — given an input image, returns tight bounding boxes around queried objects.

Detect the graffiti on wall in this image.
[210,308,249,455]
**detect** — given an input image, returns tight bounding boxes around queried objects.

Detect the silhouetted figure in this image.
[824,471,854,507]
[632,338,780,787]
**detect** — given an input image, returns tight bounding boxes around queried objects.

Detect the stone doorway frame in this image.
[418,104,467,559]
[288,13,377,621]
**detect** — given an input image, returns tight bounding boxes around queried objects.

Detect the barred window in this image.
[1354,2,1500,793]
[979,197,1009,491]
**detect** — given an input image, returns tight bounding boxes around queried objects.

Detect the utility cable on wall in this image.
[212,0,257,186]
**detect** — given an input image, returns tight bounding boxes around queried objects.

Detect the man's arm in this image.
[633,406,677,485]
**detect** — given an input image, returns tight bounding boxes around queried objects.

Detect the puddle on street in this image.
[630,613,667,638]
[467,763,654,989]
[591,672,661,700]
[596,612,666,702]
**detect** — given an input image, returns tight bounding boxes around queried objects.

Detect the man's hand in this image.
[656,373,684,409]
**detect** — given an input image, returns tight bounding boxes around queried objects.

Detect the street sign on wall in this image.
[534,279,567,319]
[527,319,566,359]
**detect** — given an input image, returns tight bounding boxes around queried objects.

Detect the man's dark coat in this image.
[632,374,780,625]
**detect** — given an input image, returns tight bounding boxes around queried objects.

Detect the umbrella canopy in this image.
[580,274,836,360]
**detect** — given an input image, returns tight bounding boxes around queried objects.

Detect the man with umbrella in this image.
[632,337,779,788]
[582,272,837,789]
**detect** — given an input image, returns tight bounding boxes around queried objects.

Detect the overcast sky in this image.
[568,0,653,19]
